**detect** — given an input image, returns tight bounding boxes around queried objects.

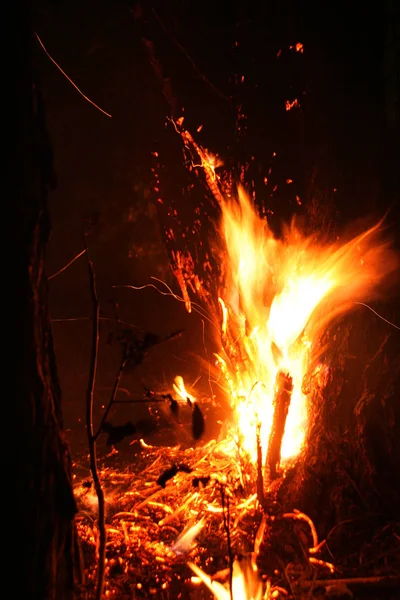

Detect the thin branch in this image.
[84,236,106,600]
[93,299,133,440]
[48,248,86,280]
[301,575,400,588]
[51,315,142,330]
[93,355,128,441]
[35,32,112,118]
[220,486,234,600]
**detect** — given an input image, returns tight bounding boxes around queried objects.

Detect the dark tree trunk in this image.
[14,4,77,599]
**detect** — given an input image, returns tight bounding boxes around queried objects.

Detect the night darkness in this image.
[15,1,400,597]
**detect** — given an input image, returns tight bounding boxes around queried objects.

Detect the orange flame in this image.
[189,557,265,600]
[215,187,396,465]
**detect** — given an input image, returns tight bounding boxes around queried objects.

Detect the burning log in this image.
[266,371,293,481]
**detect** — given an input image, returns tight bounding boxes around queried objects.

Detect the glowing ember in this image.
[285,98,300,111]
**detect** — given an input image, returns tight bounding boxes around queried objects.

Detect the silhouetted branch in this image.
[93,354,128,442]
[84,236,106,600]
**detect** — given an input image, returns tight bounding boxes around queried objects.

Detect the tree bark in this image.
[14,3,77,599]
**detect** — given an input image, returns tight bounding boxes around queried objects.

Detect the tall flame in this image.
[215,187,395,465]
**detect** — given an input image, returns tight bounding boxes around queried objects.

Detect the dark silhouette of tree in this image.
[14,3,77,599]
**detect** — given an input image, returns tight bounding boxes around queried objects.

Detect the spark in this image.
[113,278,218,330]
[48,249,86,280]
[355,302,400,330]
[285,98,300,111]
[35,32,112,118]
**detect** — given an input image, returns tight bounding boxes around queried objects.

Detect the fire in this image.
[189,558,265,600]
[213,186,395,469]
[173,374,197,404]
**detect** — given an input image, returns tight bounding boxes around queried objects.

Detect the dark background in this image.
[32,0,399,456]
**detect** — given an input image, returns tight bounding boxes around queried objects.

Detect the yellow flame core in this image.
[216,187,395,464]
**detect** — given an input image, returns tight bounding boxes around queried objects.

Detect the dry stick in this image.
[93,355,128,442]
[85,239,106,600]
[94,299,131,440]
[266,372,293,481]
[220,486,234,600]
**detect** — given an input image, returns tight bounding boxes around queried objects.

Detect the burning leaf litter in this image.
[74,440,338,599]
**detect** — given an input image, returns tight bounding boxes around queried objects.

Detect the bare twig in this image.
[93,355,128,441]
[94,299,142,440]
[220,486,234,600]
[84,236,106,600]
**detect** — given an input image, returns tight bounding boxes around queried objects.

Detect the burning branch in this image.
[266,372,293,481]
[256,422,265,505]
